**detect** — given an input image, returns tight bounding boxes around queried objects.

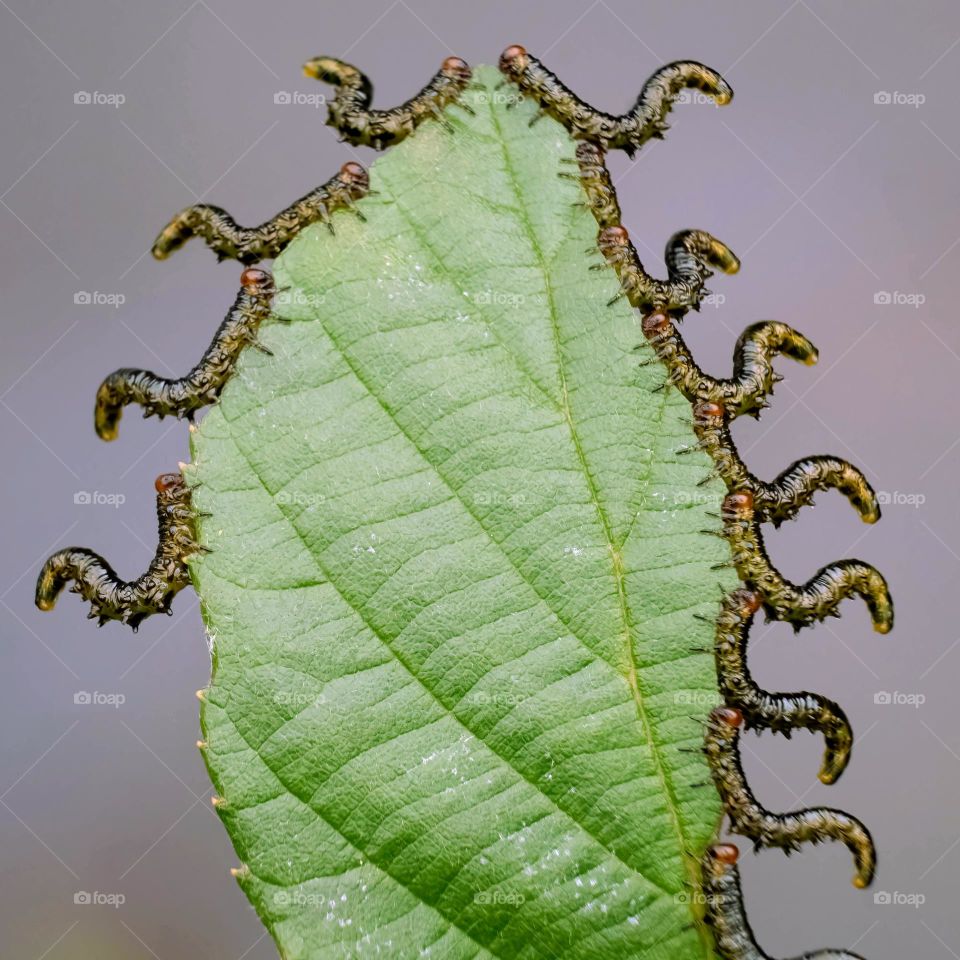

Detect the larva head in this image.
[710,706,743,731]
[598,225,630,257]
[440,56,471,83]
[240,267,274,296]
[729,588,761,619]
[710,843,739,865]
[499,45,529,77]
[693,400,724,426]
[642,312,672,341]
[155,473,184,495]
[721,490,754,521]
[338,161,369,196]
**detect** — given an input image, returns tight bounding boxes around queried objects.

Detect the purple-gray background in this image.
[2,1,957,957]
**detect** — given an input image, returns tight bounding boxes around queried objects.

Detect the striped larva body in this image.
[303,55,473,150]
[596,224,740,314]
[702,844,866,960]
[642,311,818,421]
[94,269,276,441]
[704,709,875,888]
[687,398,880,527]
[721,490,893,633]
[151,162,370,264]
[567,141,621,226]
[714,589,853,785]
[498,45,732,158]
[35,473,198,630]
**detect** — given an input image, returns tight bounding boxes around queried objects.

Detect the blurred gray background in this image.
[2,1,958,957]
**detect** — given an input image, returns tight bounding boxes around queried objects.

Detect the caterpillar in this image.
[701,844,866,960]
[498,45,732,158]
[704,708,875,888]
[721,489,893,632]
[303,55,473,150]
[151,161,370,264]
[714,589,853,785]
[94,268,276,441]
[686,398,880,528]
[35,473,198,630]
[641,310,818,421]
[595,224,740,313]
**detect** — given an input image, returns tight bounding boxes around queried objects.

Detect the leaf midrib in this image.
[485,92,702,921]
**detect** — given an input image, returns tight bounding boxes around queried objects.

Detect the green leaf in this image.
[189,65,736,960]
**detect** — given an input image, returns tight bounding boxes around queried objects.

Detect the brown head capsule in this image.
[240,267,273,294]
[339,160,369,191]
[598,224,630,255]
[499,45,528,76]
[693,400,724,425]
[441,56,471,82]
[710,843,740,865]
[711,706,743,729]
[155,473,183,494]
[642,312,672,340]
[730,588,762,618]
[722,490,754,519]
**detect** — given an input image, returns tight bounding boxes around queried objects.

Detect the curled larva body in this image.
[704,709,875,888]
[151,162,370,264]
[720,490,893,632]
[687,399,880,527]
[35,473,198,630]
[95,269,276,441]
[714,589,853,785]
[303,56,473,150]
[702,845,867,960]
[597,224,739,314]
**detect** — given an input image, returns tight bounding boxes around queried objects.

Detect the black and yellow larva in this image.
[35,473,198,630]
[704,707,875,888]
[498,44,732,158]
[720,489,892,633]
[701,844,866,960]
[303,54,474,150]
[151,162,370,264]
[714,588,853,786]
[94,268,276,441]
